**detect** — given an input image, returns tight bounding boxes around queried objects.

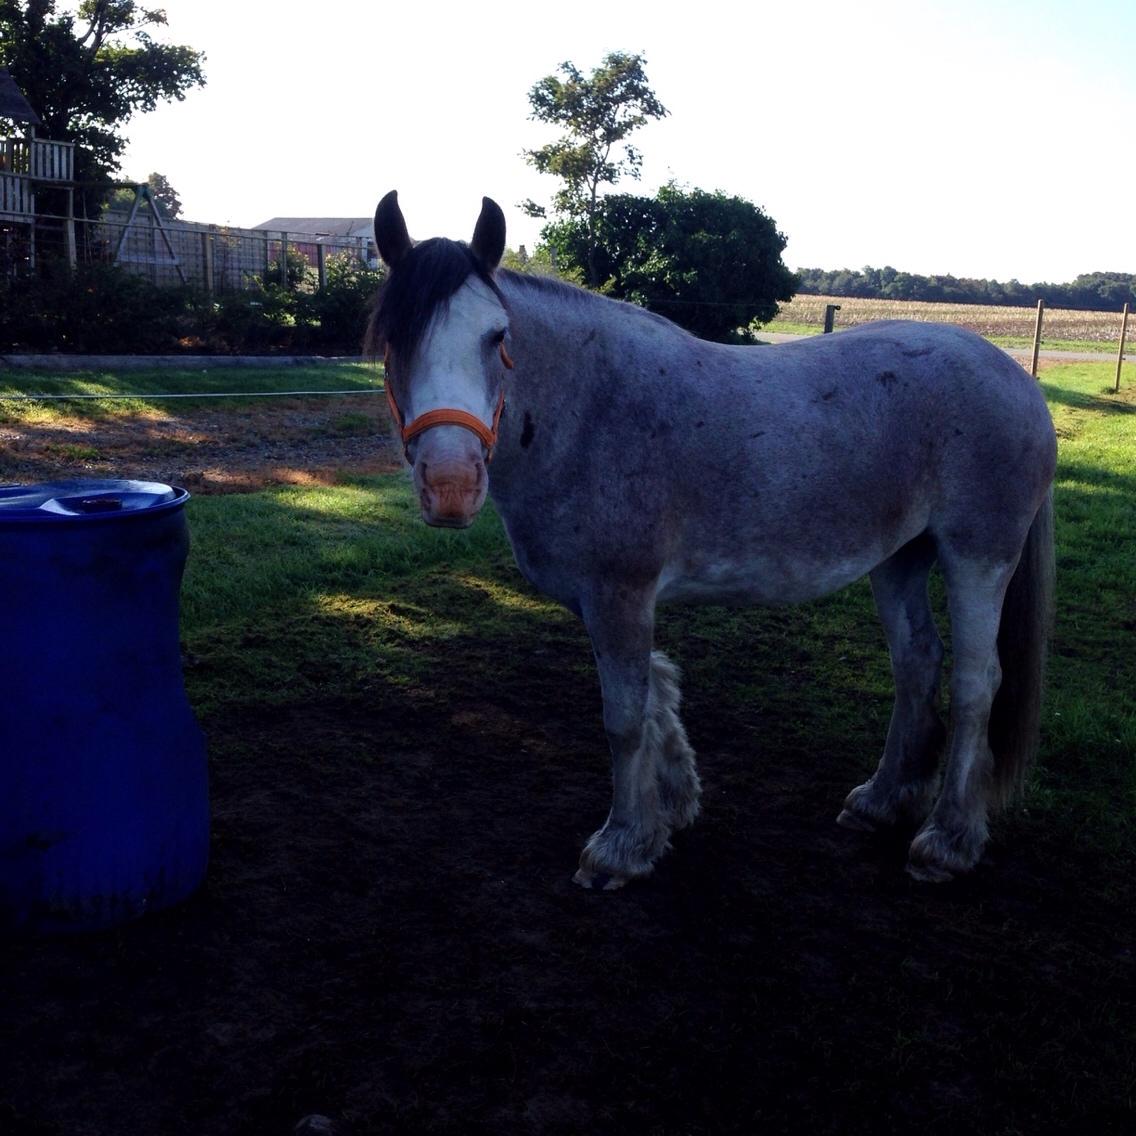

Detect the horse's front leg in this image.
[573,588,679,891]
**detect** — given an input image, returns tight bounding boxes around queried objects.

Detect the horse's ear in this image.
[375,190,413,268]
[470,196,506,272]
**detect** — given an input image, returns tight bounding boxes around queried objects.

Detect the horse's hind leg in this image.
[574,590,690,891]
[907,555,1017,881]
[839,535,945,832]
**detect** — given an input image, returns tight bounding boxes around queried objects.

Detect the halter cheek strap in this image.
[383,342,512,463]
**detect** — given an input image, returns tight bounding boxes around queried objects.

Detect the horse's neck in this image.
[504,278,590,356]
[489,280,600,482]
[502,277,672,390]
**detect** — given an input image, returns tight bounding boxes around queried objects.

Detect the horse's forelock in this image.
[366,237,505,363]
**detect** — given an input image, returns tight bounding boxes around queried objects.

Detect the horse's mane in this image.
[498,269,685,334]
[365,238,685,361]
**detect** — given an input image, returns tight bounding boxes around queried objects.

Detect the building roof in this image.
[0,67,42,126]
[254,217,372,239]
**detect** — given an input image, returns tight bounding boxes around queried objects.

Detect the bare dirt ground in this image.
[1,397,1133,1136]
[0,396,403,493]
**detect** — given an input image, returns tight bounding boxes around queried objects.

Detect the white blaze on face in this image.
[407,277,505,433]
[406,277,507,527]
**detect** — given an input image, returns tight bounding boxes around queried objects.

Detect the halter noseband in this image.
[383,341,513,463]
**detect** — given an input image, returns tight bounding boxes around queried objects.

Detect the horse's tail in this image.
[988,489,1055,807]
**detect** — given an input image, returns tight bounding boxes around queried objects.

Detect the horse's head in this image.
[370,191,512,528]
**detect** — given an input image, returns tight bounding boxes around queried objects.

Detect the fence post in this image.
[317,242,327,291]
[1116,302,1130,394]
[201,230,214,297]
[278,231,288,286]
[64,187,76,269]
[1030,299,1045,377]
[823,303,841,334]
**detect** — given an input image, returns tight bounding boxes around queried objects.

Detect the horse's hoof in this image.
[294,1117,339,1135]
[572,867,628,891]
[908,821,984,882]
[905,859,955,883]
[836,807,878,832]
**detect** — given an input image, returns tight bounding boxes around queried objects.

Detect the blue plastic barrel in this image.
[0,479,209,934]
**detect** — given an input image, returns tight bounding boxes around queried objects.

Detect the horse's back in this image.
[753,320,1040,406]
[652,321,1056,605]
[701,320,1054,492]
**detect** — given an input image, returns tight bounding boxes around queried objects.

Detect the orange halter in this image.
[383,341,513,462]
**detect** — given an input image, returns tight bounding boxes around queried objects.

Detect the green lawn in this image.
[1033,364,1136,860]
[0,363,382,420]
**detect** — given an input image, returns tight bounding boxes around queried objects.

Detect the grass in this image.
[182,479,508,625]
[180,478,528,716]
[0,363,383,421]
[1031,363,1136,853]
[42,441,102,461]
[326,410,375,435]
[175,360,1136,868]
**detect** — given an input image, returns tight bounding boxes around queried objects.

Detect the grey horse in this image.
[368,191,1057,889]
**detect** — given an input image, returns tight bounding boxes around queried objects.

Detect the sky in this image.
[116,0,1135,284]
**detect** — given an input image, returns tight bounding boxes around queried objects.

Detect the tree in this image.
[144,170,180,218]
[0,2,205,216]
[105,170,181,217]
[542,182,798,343]
[523,51,667,287]
[1066,272,1135,311]
[500,243,570,280]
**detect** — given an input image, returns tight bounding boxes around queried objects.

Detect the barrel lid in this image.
[0,479,189,522]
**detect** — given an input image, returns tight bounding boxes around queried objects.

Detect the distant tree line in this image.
[796,266,1135,312]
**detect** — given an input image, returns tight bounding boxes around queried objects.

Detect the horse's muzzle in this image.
[416,457,486,528]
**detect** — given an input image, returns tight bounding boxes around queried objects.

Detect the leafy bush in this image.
[0,259,385,355]
[205,286,299,354]
[0,265,196,353]
[297,254,384,351]
[262,246,319,293]
[542,182,797,343]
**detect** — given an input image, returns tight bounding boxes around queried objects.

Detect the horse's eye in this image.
[491,328,507,345]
